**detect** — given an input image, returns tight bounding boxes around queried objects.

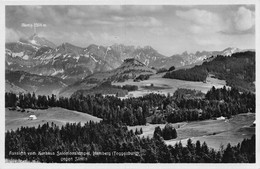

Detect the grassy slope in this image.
[6,107,102,131]
[113,73,226,97]
[128,113,255,150]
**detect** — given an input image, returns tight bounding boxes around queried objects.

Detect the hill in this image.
[5,70,68,95]
[164,51,255,92]
[6,107,102,131]
[60,58,156,97]
[71,81,129,98]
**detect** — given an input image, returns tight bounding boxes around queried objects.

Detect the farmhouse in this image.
[102,94,117,97]
[128,93,134,98]
[29,115,37,120]
[216,116,226,120]
[253,120,256,127]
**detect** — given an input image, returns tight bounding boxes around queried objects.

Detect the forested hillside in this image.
[5,121,255,163]
[164,51,255,92]
[5,84,256,163]
[6,86,255,126]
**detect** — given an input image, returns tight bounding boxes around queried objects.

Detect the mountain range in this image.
[6,34,248,84]
[5,33,254,96]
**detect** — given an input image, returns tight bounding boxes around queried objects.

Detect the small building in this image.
[102,94,117,97]
[29,115,37,120]
[198,109,203,117]
[252,120,256,127]
[128,93,134,98]
[216,116,226,120]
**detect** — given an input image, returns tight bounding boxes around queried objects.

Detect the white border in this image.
[1,0,259,169]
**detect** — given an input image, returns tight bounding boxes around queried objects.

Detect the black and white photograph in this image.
[2,0,259,168]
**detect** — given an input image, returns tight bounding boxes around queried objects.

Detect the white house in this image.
[102,94,117,97]
[29,115,37,120]
[216,116,226,120]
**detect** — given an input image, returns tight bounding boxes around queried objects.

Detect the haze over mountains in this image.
[5,34,254,96]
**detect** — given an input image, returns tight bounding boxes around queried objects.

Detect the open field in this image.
[6,107,102,131]
[128,113,255,150]
[113,73,227,97]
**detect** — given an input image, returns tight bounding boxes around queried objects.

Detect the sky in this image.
[5,5,255,56]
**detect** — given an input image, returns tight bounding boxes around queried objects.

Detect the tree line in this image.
[6,92,166,126]
[150,86,255,124]
[5,85,255,126]
[71,81,138,98]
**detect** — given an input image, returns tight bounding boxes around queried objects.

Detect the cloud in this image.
[6,28,23,42]
[67,7,88,18]
[100,32,118,42]
[149,27,169,35]
[126,17,162,27]
[218,6,255,34]
[194,35,222,46]
[111,16,124,21]
[39,30,98,47]
[97,32,137,46]
[94,16,162,27]
[108,6,123,11]
[90,20,114,25]
[175,7,255,35]
[234,7,255,31]
[176,9,221,27]
[5,5,255,54]
[124,5,163,13]
[176,8,226,35]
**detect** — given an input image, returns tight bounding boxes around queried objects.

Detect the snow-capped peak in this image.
[26,33,57,48]
[222,47,240,56]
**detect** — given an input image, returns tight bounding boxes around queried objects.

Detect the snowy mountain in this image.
[156,47,244,69]
[6,33,251,86]
[21,33,57,48]
[221,47,241,56]
[6,36,168,84]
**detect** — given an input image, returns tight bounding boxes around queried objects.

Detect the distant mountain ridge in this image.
[5,34,253,84]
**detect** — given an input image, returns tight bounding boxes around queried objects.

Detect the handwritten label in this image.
[21,23,47,28]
